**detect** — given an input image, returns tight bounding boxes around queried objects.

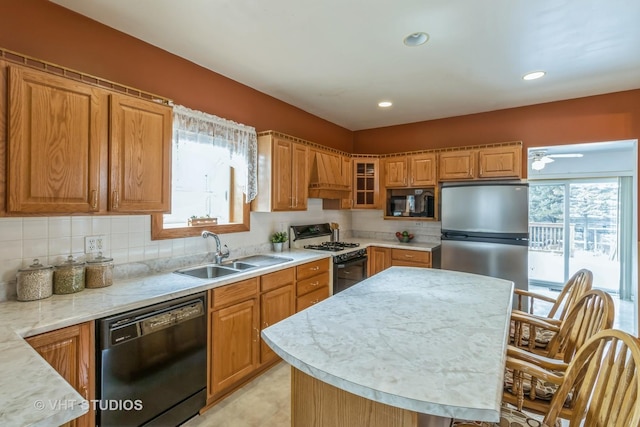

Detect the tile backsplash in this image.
[0,201,442,302]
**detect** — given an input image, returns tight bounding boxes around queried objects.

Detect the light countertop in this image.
[0,249,329,427]
[261,266,512,422]
[353,238,440,252]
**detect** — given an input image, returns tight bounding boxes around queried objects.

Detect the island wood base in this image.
[291,367,451,427]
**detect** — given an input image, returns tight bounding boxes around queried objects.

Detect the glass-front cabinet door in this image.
[352,158,379,209]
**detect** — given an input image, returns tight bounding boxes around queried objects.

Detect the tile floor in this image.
[184,363,290,427]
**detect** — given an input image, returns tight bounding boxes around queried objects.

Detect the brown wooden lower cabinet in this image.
[207,278,259,401]
[296,258,330,312]
[368,246,391,276]
[391,248,431,268]
[260,268,295,365]
[205,259,331,408]
[369,246,432,275]
[26,321,95,427]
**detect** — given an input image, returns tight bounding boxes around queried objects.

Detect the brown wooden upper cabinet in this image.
[410,153,437,186]
[340,155,353,209]
[438,150,477,181]
[438,146,521,181]
[252,134,308,212]
[384,153,437,188]
[6,65,172,214]
[109,94,172,212]
[477,146,522,178]
[384,156,408,187]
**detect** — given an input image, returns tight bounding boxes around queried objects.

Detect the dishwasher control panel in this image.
[99,292,206,348]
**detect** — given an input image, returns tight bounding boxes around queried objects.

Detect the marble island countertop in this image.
[262,267,513,422]
[0,249,329,427]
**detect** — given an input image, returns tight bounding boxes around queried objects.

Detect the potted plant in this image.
[270,231,288,252]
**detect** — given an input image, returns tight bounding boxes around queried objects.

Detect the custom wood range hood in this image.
[308,151,350,199]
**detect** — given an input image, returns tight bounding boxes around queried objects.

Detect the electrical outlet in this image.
[414,222,423,227]
[85,235,106,255]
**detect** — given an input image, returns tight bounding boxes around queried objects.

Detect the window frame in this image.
[151,168,250,240]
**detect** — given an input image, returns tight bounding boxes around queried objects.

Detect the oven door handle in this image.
[335,256,368,269]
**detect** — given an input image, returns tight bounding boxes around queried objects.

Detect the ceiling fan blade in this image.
[546,153,583,158]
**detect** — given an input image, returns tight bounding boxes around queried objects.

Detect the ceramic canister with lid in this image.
[85,252,114,288]
[16,259,53,301]
[53,255,85,294]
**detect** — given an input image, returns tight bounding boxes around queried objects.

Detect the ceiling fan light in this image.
[531,159,546,171]
[523,71,546,81]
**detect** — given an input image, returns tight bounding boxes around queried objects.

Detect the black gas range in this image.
[303,241,367,263]
[290,223,368,293]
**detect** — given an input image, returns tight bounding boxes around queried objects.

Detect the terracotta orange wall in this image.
[0,0,353,151]
[354,89,640,165]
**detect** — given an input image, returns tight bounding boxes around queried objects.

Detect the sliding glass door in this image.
[528,178,627,297]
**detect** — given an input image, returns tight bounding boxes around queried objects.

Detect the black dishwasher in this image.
[97,292,207,427]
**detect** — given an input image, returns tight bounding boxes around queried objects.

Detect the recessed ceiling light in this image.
[378,101,393,108]
[523,71,546,81]
[403,32,429,47]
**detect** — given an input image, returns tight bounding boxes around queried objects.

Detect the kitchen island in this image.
[261,267,513,427]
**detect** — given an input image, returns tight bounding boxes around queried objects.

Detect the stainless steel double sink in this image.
[175,255,293,280]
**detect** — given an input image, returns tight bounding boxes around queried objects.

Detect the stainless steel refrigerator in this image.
[440,181,529,307]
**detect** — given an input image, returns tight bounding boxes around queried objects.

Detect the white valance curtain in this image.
[172,104,258,202]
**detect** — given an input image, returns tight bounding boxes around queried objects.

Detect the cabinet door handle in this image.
[253,327,259,342]
[112,190,119,209]
[91,190,98,209]
[80,385,88,400]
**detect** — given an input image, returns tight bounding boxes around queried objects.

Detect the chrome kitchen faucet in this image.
[202,231,230,264]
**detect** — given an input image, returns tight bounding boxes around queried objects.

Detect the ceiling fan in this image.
[529,150,583,170]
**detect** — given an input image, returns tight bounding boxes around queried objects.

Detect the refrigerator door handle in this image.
[443,232,469,239]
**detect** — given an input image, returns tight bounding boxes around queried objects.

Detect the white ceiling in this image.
[52,0,640,131]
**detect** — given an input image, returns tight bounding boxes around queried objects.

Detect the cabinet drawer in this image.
[391,249,430,264]
[392,259,430,268]
[297,271,330,296]
[296,258,330,281]
[296,286,330,312]
[212,278,258,310]
[261,267,295,292]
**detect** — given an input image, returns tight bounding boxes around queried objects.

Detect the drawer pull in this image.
[404,255,414,258]
[311,299,319,305]
[312,266,320,271]
[311,281,319,287]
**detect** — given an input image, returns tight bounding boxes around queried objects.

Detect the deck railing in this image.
[529,223,564,251]
[529,222,616,256]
